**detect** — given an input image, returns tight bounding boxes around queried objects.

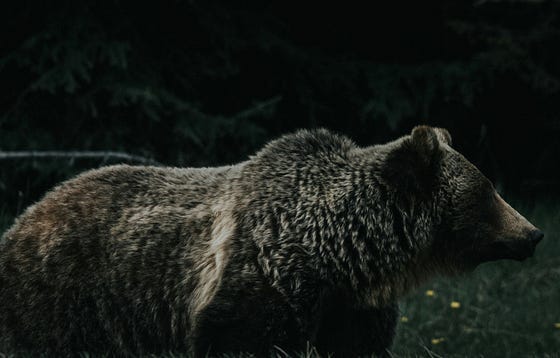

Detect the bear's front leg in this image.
[190,281,303,357]
[314,301,399,357]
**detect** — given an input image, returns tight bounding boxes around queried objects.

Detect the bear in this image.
[0,126,543,357]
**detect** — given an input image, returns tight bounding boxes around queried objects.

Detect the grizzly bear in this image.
[0,126,543,357]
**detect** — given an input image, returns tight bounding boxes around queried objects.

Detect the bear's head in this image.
[387,125,543,273]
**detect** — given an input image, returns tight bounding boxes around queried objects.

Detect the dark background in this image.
[1,0,560,217]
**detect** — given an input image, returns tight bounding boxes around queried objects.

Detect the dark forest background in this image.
[2,1,560,356]
[1,0,560,216]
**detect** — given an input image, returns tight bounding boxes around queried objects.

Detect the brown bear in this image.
[0,126,543,357]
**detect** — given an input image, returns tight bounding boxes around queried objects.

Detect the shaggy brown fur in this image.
[0,126,542,357]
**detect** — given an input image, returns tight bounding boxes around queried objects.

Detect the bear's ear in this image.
[435,127,452,147]
[410,126,439,164]
[409,125,452,164]
[382,126,451,193]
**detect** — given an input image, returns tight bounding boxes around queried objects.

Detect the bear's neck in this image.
[237,143,441,307]
[309,150,440,305]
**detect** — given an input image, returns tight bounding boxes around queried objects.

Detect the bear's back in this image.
[2,164,234,241]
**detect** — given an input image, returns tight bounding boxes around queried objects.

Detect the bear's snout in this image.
[494,228,543,261]
[491,194,543,261]
[471,228,543,263]
[528,229,544,244]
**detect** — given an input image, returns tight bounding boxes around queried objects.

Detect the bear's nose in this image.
[528,229,544,244]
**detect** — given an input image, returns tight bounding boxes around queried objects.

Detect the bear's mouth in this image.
[469,239,539,263]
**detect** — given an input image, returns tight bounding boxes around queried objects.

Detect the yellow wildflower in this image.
[450,301,461,309]
[554,323,560,329]
[425,290,435,297]
[431,337,445,345]
[400,316,409,323]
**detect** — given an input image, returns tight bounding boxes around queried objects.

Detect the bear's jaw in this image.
[429,228,540,274]
[357,255,445,307]
[467,239,539,263]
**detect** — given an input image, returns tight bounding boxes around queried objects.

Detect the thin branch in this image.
[232,96,282,120]
[0,150,162,166]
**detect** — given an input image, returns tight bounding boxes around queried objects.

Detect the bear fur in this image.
[0,126,542,356]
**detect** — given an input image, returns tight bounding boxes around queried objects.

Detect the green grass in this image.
[1,200,559,357]
[393,199,560,357]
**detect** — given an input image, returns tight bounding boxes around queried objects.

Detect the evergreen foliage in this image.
[1,0,560,214]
